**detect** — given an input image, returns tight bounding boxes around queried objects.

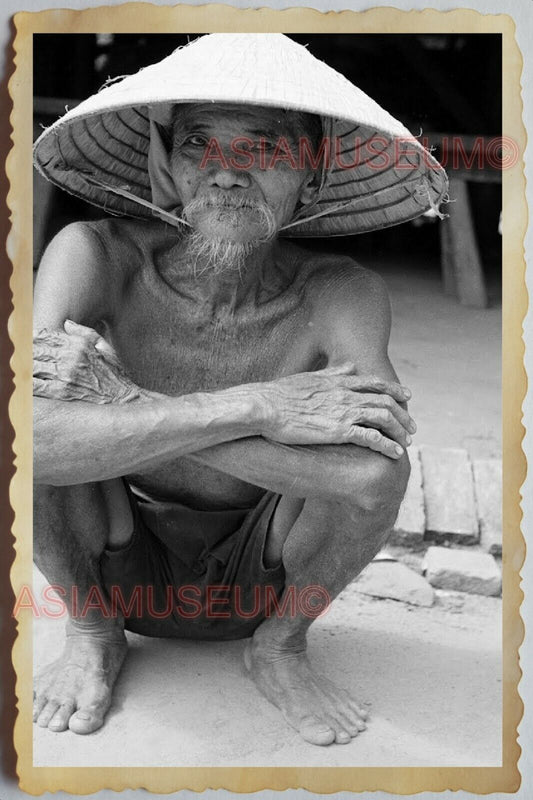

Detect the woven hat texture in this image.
[33,33,448,237]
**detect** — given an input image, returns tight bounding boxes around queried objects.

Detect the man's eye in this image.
[252,140,276,151]
[184,134,209,147]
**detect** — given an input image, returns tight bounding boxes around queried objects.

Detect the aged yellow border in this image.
[7,4,526,794]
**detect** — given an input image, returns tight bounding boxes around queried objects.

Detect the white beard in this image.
[181,231,256,276]
[181,196,278,276]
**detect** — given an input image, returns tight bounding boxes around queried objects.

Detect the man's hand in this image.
[33,320,141,404]
[259,363,416,459]
[33,324,414,463]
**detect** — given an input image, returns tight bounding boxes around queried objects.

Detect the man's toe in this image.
[337,714,361,737]
[68,707,105,735]
[33,696,47,722]
[325,716,352,744]
[343,706,367,732]
[37,701,59,728]
[334,729,352,744]
[49,702,76,732]
[298,715,336,746]
[349,700,368,721]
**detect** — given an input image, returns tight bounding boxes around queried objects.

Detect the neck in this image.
[159,233,293,316]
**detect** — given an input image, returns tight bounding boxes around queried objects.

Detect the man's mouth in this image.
[182,196,276,244]
[189,193,261,211]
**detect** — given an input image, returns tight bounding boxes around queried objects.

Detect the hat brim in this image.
[33,34,448,236]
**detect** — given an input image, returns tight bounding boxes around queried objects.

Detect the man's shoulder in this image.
[299,249,388,310]
[34,217,153,327]
[291,249,392,359]
[64,216,150,257]
[54,217,163,281]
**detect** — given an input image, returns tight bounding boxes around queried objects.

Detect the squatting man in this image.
[32,34,447,745]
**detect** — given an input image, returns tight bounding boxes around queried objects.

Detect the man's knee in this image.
[33,479,133,555]
[34,482,89,523]
[345,453,410,524]
[34,481,101,520]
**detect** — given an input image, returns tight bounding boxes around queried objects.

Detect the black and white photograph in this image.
[11,16,517,786]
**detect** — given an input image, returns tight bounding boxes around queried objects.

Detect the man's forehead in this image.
[174,103,302,134]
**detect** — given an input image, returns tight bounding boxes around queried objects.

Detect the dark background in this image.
[33,33,502,296]
[33,33,502,133]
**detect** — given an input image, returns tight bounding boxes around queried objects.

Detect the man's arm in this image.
[34,230,411,486]
[188,264,413,503]
[33,224,264,484]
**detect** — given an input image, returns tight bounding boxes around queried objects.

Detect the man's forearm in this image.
[34,387,265,485]
[34,337,413,487]
[188,436,408,502]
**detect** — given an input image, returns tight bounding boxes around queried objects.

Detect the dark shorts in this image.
[99,487,286,640]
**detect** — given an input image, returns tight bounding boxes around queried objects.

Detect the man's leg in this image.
[33,479,133,734]
[247,458,408,746]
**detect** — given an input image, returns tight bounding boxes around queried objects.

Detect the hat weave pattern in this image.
[33,33,448,236]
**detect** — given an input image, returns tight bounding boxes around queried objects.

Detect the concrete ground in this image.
[33,255,502,767]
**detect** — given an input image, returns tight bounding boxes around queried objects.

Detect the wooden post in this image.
[439,175,488,308]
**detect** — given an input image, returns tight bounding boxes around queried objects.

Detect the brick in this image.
[354,560,435,607]
[389,446,426,547]
[422,545,501,596]
[473,459,502,556]
[420,446,479,544]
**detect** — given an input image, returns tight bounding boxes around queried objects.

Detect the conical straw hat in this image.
[33,33,448,237]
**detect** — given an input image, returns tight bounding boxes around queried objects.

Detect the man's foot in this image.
[33,619,127,734]
[245,634,368,746]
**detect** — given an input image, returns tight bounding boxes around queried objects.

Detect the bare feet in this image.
[33,618,127,734]
[245,633,368,746]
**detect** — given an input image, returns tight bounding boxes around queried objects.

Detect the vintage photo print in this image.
[7,4,526,794]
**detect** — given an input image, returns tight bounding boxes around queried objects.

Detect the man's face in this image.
[170,103,317,245]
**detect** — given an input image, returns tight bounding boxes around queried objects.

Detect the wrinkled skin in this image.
[32,103,413,745]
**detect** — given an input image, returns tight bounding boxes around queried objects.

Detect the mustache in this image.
[182,193,268,217]
[182,194,278,246]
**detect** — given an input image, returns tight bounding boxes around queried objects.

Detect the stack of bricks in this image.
[389,446,502,596]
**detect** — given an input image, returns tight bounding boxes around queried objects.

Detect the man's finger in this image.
[324,362,357,377]
[64,319,122,368]
[355,407,411,448]
[33,377,56,398]
[33,329,64,345]
[64,319,100,343]
[33,359,58,379]
[347,425,404,459]
[359,394,416,434]
[94,337,122,368]
[344,375,411,402]
[33,328,51,339]
[33,342,60,362]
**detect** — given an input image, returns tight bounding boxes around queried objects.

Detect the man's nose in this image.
[209,166,251,190]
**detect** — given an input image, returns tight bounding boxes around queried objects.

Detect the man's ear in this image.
[299,173,320,206]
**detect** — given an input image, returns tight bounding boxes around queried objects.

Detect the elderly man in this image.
[32,33,447,746]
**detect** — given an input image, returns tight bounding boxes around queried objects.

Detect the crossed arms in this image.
[33,224,413,504]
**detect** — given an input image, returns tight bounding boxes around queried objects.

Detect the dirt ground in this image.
[380,256,501,460]
[33,570,502,768]
[32,256,502,768]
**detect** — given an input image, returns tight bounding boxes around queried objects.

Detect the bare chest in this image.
[103,265,322,506]
[107,272,320,396]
